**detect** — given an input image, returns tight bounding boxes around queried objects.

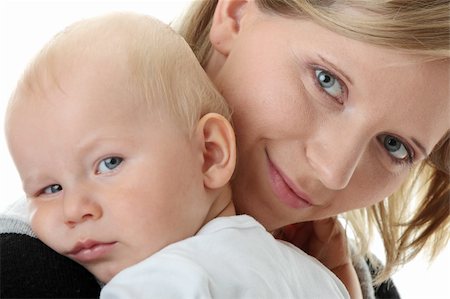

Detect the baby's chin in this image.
[84,261,123,284]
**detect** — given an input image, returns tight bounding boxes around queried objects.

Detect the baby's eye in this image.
[43,184,63,195]
[378,134,413,164]
[315,69,343,98]
[97,156,123,174]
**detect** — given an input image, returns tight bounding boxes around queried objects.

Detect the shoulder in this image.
[1,233,100,298]
[171,215,349,298]
[0,198,100,298]
[0,197,35,236]
[102,253,212,299]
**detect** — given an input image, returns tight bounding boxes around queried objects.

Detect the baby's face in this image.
[6,60,210,283]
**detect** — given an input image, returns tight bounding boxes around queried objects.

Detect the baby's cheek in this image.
[30,205,66,254]
[29,203,45,235]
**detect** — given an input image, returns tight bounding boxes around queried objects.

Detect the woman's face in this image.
[206,3,450,231]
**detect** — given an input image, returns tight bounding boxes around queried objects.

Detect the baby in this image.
[5,12,349,298]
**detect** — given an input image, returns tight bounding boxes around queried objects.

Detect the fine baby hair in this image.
[10,12,231,133]
[4,11,353,298]
[5,11,237,284]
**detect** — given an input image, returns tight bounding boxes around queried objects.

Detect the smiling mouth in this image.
[266,152,313,209]
[67,240,117,263]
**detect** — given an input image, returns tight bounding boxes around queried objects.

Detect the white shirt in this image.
[101,215,349,299]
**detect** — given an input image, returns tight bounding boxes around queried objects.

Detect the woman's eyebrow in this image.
[318,54,353,85]
[412,137,428,157]
[318,54,431,157]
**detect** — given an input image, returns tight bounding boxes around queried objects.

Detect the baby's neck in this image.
[203,185,235,225]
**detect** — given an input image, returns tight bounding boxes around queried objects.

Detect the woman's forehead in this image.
[238,16,450,152]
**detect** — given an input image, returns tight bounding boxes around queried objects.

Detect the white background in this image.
[0,1,448,298]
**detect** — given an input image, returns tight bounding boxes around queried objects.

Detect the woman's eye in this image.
[97,156,123,174]
[315,69,343,98]
[379,134,412,163]
[43,184,62,195]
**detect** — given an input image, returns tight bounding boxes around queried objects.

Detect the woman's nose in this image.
[63,188,102,228]
[306,128,367,190]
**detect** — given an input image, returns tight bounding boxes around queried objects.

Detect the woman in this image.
[178,0,449,296]
[1,0,448,298]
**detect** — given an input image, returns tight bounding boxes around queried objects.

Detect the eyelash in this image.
[310,66,347,105]
[34,183,62,198]
[308,64,416,168]
[388,153,413,167]
[392,160,413,170]
[95,156,124,174]
[384,138,414,167]
[375,133,416,171]
[33,156,124,197]
[387,154,415,174]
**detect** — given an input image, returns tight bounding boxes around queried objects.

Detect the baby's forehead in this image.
[19,38,131,95]
[10,13,217,135]
[10,66,150,125]
[16,50,173,115]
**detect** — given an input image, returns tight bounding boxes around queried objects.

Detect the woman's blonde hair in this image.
[15,12,230,134]
[178,0,450,282]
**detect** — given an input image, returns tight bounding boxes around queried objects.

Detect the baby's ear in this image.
[196,113,236,190]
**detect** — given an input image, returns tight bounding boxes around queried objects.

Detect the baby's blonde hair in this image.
[14,12,230,134]
[178,0,449,283]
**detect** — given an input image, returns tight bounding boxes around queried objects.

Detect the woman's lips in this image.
[67,240,117,263]
[267,155,313,209]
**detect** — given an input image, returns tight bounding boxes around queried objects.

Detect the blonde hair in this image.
[178,0,450,282]
[15,12,230,134]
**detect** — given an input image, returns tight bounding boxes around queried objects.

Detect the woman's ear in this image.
[210,0,249,56]
[196,113,236,190]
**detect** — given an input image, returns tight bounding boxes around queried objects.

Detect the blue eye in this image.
[43,184,62,194]
[97,157,123,174]
[315,69,343,98]
[379,134,412,164]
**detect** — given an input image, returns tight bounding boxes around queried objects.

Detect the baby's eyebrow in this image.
[75,135,125,154]
[21,176,41,196]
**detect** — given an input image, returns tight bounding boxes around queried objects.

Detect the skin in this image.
[6,51,235,283]
[5,3,448,295]
[207,1,450,232]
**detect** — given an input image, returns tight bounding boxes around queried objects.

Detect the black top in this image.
[1,233,101,299]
